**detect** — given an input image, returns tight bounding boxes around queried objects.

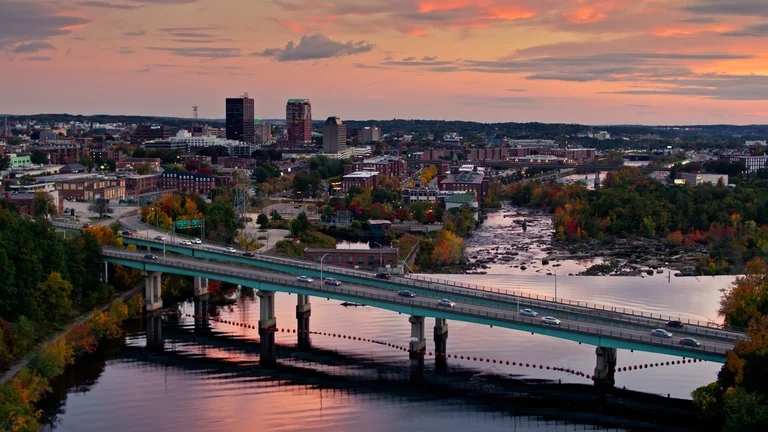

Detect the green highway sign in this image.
[175,219,203,229]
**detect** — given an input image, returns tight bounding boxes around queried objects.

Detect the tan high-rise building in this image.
[286,99,312,145]
[255,121,271,144]
[361,126,381,143]
[323,117,347,154]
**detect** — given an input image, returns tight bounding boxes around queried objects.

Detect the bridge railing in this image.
[104,248,728,358]
[122,236,748,340]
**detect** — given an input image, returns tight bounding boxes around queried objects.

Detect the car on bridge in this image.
[121,230,133,236]
[179,240,192,246]
[222,247,237,254]
[519,308,538,317]
[398,290,416,298]
[192,238,202,244]
[154,235,165,241]
[437,299,455,308]
[296,275,314,283]
[651,329,673,338]
[679,337,700,347]
[324,278,341,286]
[666,320,685,329]
[242,251,255,257]
[375,273,391,279]
[144,254,158,260]
[541,316,561,325]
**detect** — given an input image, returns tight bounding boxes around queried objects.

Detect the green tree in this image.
[103,158,117,172]
[0,155,9,171]
[135,162,152,175]
[257,213,269,228]
[30,150,49,165]
[32,192,57,217]
[31,272,73,323]
[271,209,283,221]
[722,387,768,432]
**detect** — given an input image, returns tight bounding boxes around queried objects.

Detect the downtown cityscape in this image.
[2,1,768,431]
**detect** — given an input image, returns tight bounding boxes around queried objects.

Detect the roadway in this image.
[406,160,665,172]
[104,248,733,362]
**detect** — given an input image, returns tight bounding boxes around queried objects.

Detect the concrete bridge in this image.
[104,245,737,387]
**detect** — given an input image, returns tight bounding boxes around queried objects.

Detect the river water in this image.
[39,206,735,432]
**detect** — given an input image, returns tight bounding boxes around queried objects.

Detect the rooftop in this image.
[344,171,379,179]
[288,99,310,103]
[368,220,392,225]
[443,170,485,184]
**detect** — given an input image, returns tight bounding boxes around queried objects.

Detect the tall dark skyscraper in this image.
[226,95,255,143]
[286,99,312,146]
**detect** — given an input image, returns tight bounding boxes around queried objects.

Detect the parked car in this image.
[242,251,255,257]
[324,278,342,286]
[296,275,314,283]
[192,238,202,244]
[437,299,455,308]
[179,240,192,246]
[679,337,701,347]
[520,308,538,317]
[375,273,391,280]
[541,316,561,325]
[222,247,237,254]
[398,290,416,298]
[154,235,165,241]
[121,230,133,236]
[651,329,673,338]
[82,223,92,229]
[666,320,685,329]
[144,254,158,260]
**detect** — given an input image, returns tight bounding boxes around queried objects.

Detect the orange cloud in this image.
[406,29,429,36]
[56,12,90,31]
[273,19,305,33]
[651,25,735,37]
[563,1,625,24]
[486,7,537,21]
[417,0,471,13]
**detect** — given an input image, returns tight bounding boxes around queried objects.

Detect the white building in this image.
[678,172,729,186]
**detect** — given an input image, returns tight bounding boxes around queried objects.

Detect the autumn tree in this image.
[431,230,464,266]
[31,273,73,323]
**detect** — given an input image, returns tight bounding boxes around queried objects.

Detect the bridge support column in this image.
[194,277,209,296]
[594,347,617,388]
[434,318,448,371]
[296,295,311,349]
[144,271,163,312]
[409,316,426,381]
[594,171,601,189]
[145,314,163,349]
[258,290,277,364]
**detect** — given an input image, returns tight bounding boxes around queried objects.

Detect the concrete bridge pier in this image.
[193,277,209,319]
[194,277,209,297]
[434,318,448,371]
[144,271,163,312]
[594,171,601,189]
[409,316,426,381]
[296,295,311,349]
[258,290,277,364]
[594,347,617,388]
[145,314,164,349]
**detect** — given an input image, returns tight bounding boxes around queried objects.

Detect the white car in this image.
[324,278,341,286]
[178,240,192,246]
[651,329,673,338]
[222,247,237,254]
[154,235,165,241]
[296,275,314,283]
[520,308,538,317]
[541,316,561,325]
[192,238,202,244]
[437,299,455,308]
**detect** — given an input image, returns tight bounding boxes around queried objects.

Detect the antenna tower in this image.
[2,117,8,138]
[192,105,199,121]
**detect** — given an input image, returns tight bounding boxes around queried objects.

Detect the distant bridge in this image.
[407,160,665,172]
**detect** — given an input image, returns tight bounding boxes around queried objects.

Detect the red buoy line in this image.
[171,313,704,381]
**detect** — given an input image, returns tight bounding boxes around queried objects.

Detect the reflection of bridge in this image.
[122,318,710,430]
[101,239,738,387]
[406,160,664,172]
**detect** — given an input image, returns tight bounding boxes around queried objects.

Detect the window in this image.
[368,256,374,265]
[358,256,363,265]
[337,255,342,264]
[348,256,353,264]
[388,260,394,266]
[316,256,322,262]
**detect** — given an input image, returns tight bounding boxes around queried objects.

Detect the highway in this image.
[104,248,734,361]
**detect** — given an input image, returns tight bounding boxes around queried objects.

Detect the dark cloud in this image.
[678,17,720,23]
[422,56,438,61]
[506,88,528,92]
[402,56,416,61]
[147,46,241,58]
[26,56,52,61]
[129,0,198,3]
[721,23,768,37]
[683,0,768,17]
[606,75,768,100]
[0,1,91,48]
[124,30,147,37]
[118,47,136,54]
[355,63,393,70]
[256,33,375,62]
[77,1,140,9]
[13,41,55,54]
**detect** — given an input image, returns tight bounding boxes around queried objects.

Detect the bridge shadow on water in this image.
[38,316,714,432]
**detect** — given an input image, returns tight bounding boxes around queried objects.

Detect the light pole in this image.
[372,242,383,270]
[554,270,557,301]
[320,253,329,284]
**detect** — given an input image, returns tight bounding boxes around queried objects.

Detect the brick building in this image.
[131,125,172,145]
[55,177,126,201]
[117,158,162,172]
[33,141,87,165]
[341,171,379,194]
[720,155,768,173]
[122,174,160,198]
[217,157,255,169]
[160,171,215,195]
[303,247,399,268]
[438,165,490,204]
[345,155,407,179]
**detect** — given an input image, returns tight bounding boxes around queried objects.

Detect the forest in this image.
[498,168,768,274]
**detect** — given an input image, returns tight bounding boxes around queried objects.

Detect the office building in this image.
[361,126,381,143]
[286,99,312,146]
[322,117,347,154]
[132,125,172,145]
[256,121,272,144]
[341,171,379,194]
[226,96,255,144]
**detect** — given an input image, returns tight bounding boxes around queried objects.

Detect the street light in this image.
[319,253,329,284]
[372,242,383,269]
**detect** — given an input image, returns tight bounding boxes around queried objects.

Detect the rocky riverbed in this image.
[460,204,708,277]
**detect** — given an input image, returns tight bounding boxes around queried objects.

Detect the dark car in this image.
[82,223,92,229]
[242,251,255,257]
[375,273,391,280]
[679,338,701,347]
[121,230,133,236]
[144,254,158,260]
[398,290,416,298]
[666,320,685,329]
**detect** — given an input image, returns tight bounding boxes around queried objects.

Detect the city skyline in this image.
[2,0,768,125]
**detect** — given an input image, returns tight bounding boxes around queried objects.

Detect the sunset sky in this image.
[2,0,768,125]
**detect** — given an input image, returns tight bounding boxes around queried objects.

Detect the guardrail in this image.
[104,248,729,357]
[120,236,748,341]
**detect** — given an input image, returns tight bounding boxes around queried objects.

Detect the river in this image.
[39,206,735,431]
